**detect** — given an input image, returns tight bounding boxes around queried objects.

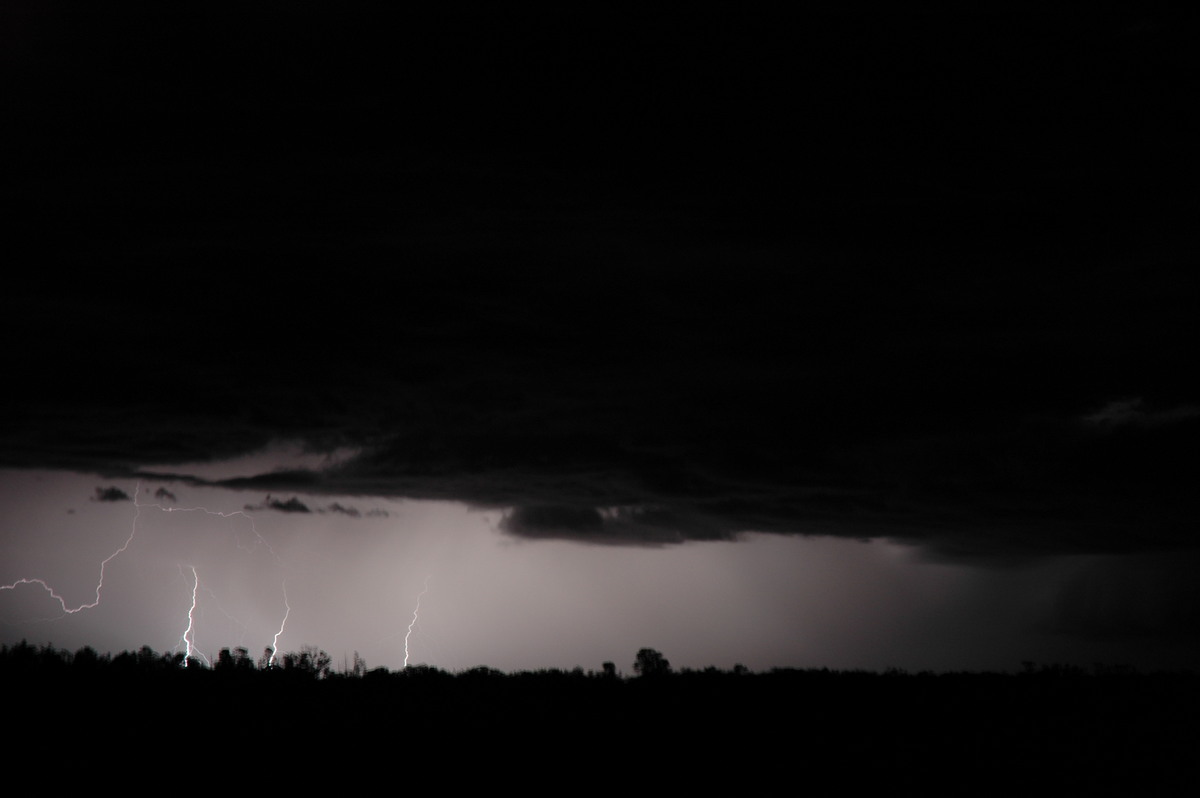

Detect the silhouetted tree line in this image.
[5,639,1197,687]
[4,640,1197,791]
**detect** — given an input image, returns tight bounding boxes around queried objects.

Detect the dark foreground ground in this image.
[4,643,1197,793]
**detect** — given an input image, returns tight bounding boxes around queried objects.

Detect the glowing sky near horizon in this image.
[4,467,1191,674]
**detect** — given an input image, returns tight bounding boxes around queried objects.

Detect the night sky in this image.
[3,8,1198,673]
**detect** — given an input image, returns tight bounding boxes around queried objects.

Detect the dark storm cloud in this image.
[220,471,326,492]
[271,497,311,513]
[500,506,605,539]
[244,496,312,514]
[500,505,733,547]
[323,502,361,518]
[3,11,1197,561]
[320,502,387,518]
[103,396,1193,560]
[92,486,131,503]
[154,487,177,503]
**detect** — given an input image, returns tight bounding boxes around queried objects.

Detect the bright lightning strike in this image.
[268,580,290,668]
[141,485,290,663]
[0,485,144,615]
[177,565,210,668]
[403,576,431,668]
[1,480,291,668]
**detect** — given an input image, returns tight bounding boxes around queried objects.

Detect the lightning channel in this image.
[145,486,290,663]
[403,576,431,668]
[177,565,210,667]
[268,580,290,668]
[2,480,291,668]
[1,484,145,615]
[137,486,282,563]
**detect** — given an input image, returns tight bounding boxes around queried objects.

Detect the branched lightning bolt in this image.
[403,576,431,668]
[0,485,145,615]
[2,480,292,668]
[138,487,282,562]
[145,486,290,663]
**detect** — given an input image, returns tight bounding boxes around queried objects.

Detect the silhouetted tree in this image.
[282,645,332,678]
[633,648,670,677]
[232,646,253,671]
[214,647,253,673]
[72,645,103,670]
[137,645,158,670]
[602,661,617,679]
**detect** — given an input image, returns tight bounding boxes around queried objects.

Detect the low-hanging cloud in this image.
[499,504,735,546]
[320,502,389,518]
[243,496,312,514]
[93,486,131,502]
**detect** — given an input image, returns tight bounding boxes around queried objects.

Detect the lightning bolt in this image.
[137,486,282,562]
[143,485,290,664]
[1,485,145,615]
[403,576,431,668]
[177,565,210,668]
[2,480,292,668]
[267,580,290,668]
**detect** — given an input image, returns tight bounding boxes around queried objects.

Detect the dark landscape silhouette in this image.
[4,639,1197,790]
